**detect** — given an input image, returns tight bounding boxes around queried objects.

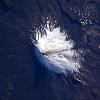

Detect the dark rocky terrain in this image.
[0,0,100,100]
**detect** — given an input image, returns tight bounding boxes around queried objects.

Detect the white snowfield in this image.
[34,26,83,74]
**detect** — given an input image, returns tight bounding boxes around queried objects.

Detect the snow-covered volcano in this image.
[34,26,82,74]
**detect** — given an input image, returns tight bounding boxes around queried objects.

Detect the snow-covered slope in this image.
[34,26,83,74]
